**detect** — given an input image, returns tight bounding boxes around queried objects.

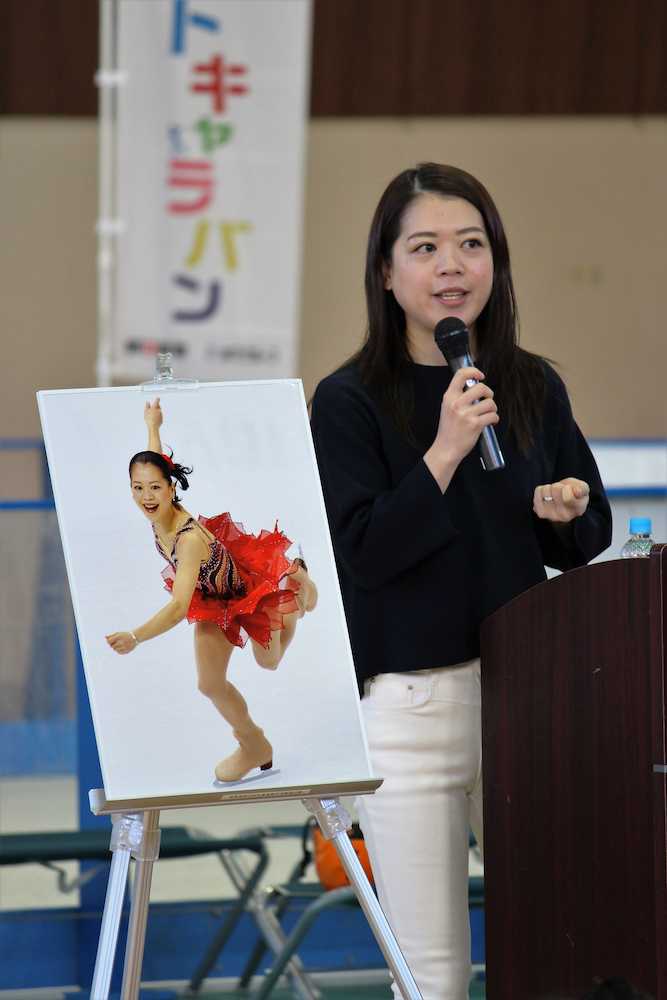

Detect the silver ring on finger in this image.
[542,494,554,503]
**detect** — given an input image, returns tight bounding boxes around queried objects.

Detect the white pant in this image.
[356,660,483,1000]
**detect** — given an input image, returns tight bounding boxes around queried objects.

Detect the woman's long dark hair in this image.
[128,450,193,505]
[351,162,546,452]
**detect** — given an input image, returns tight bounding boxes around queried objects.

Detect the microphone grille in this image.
[434,318,470,362]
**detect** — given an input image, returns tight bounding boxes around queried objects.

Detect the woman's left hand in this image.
[105,631,139,655]
[533,478,590,523]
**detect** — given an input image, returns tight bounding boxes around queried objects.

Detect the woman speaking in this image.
[310,163,612,999]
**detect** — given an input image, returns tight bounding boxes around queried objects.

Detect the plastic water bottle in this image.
[620,517,654,558]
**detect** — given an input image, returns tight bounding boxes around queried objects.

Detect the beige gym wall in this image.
[300,117,666,437]
[1,116,665,459]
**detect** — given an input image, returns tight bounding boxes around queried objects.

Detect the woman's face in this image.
[130,462,174,522]
[384,193,494,353]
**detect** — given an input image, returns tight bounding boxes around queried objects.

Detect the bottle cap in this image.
[629,516,652,535]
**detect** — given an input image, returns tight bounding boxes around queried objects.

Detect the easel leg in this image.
[89,810,161,1000]
[304,797,423,1000]
[91,844,131,996]
[120,809,161,999]
[90,813,144,999]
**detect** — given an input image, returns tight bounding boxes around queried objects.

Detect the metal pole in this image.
[120,810,161,999]
[90,844,131,997]
[252,888,352,999]
[303,798,422,1000]
[90,812,145,998]
[96,0,123,387]
[331,830,421,998]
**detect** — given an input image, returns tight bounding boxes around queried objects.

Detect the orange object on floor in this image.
[312,822,374,890]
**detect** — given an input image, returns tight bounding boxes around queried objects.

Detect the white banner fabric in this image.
[108,0,311,381]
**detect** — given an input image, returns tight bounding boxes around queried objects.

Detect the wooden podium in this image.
[480,544,666,999]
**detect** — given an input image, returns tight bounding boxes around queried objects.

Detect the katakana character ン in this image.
[170,0,221,55]
[167,159,214,215]
[172,274,222,321]
[184,220,252,271]
[195,118,234,155]
[190,54,248,114]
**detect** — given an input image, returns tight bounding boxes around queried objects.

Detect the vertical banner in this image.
[107,0,311,381]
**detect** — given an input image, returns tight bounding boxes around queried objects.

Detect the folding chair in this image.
[0,825,268,991]
[195,819,485,999]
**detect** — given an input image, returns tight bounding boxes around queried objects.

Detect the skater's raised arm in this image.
[144,398,163,455]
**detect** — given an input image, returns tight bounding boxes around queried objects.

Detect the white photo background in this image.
[38,381,371,803]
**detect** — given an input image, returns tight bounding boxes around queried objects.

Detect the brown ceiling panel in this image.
[0,0,97,115]
[310,0,411,115]
[0,0,663,117]
[311,0,665,115]
[635,0,667,111]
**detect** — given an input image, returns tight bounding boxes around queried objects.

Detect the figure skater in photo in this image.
[105,398,318,783]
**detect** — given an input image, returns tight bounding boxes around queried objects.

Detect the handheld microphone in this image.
[434,317,505,472]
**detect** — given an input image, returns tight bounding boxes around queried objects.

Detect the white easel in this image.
[88,790,421,998]
[79,358,420,997]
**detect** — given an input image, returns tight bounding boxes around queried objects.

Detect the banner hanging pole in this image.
[95,0,123,388]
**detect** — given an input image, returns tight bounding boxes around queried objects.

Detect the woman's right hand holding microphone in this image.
[424,367,499,491]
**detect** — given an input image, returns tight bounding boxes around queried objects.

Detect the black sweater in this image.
[310,360,612,691]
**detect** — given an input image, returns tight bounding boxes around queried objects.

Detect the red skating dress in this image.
[154,514,299,649]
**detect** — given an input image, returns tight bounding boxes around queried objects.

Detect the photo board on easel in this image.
[37,380,376,811]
